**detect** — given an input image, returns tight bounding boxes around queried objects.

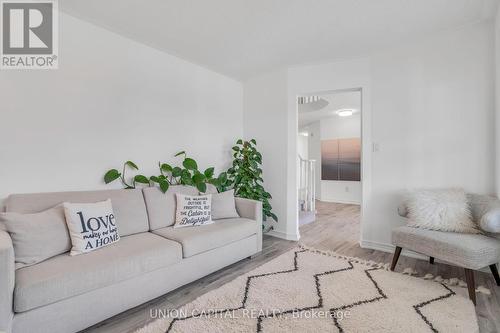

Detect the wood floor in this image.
[83,201,500,333]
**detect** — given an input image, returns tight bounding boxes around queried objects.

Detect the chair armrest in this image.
[0,229,14,333]
[235,198,263,252]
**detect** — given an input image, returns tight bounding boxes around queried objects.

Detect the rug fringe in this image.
[297,244,491,295]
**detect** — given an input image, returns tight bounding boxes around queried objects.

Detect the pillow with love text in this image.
[63,199,120,255]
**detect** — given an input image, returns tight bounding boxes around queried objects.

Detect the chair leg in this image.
[429,257,434,265]
[464,268,476,306]
[489,264,500,286]
[390,246,402,271]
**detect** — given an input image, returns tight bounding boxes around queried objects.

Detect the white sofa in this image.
[0,185,262,333]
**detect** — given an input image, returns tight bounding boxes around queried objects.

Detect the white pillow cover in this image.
[405,188,480,234]
[207,189,240,220]
[174,193,213,228]
[63,199,120,255]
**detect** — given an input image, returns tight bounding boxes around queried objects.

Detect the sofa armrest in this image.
[0,229,14,333]
[235,197,262,221]
[235,198,263,252]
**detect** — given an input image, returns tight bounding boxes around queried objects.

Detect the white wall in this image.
[366,21,495,249]
[320,113,362,204]
[243,69,292,238]
[247,20,494,246]
[496,6,500,197]
[320,113,360,139]
[0,13,243,207]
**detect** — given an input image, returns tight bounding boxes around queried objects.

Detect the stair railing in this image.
[298,155,316,212]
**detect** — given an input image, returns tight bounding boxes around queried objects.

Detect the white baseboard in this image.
[266,229,300,241]
[319,198,361,205]
[360,239,492,273]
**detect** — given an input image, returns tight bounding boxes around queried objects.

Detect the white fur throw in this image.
[405,188,480,234]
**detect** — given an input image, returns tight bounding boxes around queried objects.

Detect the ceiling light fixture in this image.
[336,109,355,117]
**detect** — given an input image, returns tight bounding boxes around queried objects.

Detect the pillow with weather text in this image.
[405,188,480,234]
[209,189,240,220]
[63,199,120,255]
[174,193,213,228]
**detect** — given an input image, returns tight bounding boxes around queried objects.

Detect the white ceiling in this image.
[61,0,498,81]
[299,91,361,128]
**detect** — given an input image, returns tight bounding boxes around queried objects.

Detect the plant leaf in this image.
[104,169,121,184]
[125,161,139,170]
[183,158,198,170]
[218,172,227,183]
[150,176,160,183]
[192,173,206,184]
[160,163,173,172]
[204,167,215,178]
[172,167,182,177]
[236,139,243,144]
[250,139,257,145]
[159,180,170,193]
[134,175,149,184]
[196,182,207,193]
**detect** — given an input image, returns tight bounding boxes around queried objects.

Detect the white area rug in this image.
[137,246,478,333]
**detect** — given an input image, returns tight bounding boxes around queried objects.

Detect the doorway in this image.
[297,90,362,238]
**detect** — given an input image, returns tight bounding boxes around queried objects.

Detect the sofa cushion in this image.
[153,218,257,258]
[0,205,71,268]
[392,226,500,270]
[14,232,182,312]
[143,185,219,230]
[211,189,240,220]
[143,186,199,230]
[5,189,149,237]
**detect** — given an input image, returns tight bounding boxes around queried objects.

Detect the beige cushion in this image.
[0,205,71,268]
[392,226,500,270]
[153,218,257,258]
[5,189,149,237]
[14,232,182,312]
[143,186,199,230]
[210,189,240,220]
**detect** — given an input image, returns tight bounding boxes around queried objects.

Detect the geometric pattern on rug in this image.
[137,247,479,333]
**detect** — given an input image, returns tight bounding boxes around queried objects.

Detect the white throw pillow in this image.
[405,188,480,234]
[174,193,213,228]
[206,189,240,220]
[63,199,120,255]
[480,208,500,234]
